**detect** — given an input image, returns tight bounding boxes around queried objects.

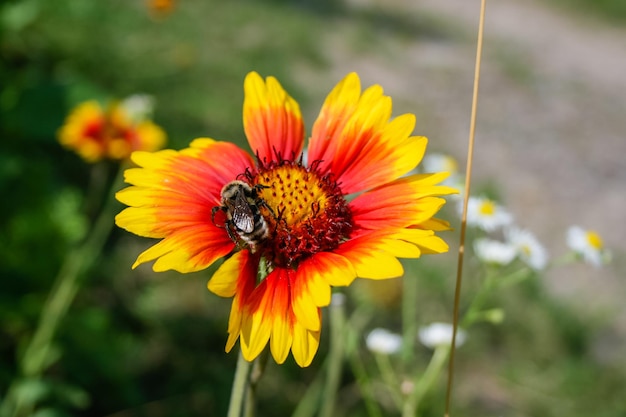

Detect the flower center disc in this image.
[249,159,352,268]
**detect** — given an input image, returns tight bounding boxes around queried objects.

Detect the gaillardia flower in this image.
[58,97,166,163]
[115,72,456,367]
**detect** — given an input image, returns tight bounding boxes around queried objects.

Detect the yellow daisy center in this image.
[479,200,496,216]
[586,230,603,249]
[443,156,458,173]
[245,158,353,268]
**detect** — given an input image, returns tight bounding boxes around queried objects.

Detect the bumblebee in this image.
[211,180,272,252]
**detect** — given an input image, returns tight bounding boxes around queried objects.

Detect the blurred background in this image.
[1,0,624,416]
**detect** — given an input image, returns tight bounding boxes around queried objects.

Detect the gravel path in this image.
[300,0,625,338]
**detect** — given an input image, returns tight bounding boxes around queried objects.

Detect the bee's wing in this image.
[232,191,255,233]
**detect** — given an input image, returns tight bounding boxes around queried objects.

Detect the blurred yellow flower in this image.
[147,0,175,17]
[58,97,166,163]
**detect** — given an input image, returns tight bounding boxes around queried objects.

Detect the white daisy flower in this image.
[422,153,458,175]
[422,153,463,195]
[473,238,517,266]
[463,196,513,232]
[365,328,403,355]
[567,226,611,268]
[418,322,467,349]
[506,227,548,270]
[121,94,155,123]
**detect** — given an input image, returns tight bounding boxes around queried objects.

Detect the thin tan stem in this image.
[444,1,488,416]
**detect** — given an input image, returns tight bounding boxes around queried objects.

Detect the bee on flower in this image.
[57,95,166,163]
[115,72,457,367]
[566,226,611,268]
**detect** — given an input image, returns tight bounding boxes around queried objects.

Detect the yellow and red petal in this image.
[136,120,167,153]
[229,263,333,366]
[393,228,450,255]
[350,172,458,231]
[243,72,305,163]
[334,233,405,280]
[57,101,107,162]
[211,251,260,353]
[209,251,256,298]
[299,251,356,288]
[238,268,289,362]
[291,319,321,368]
[308,73,427,194]
[115,138,254,272]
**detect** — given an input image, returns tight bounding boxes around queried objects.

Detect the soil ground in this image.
[299,0,626,357]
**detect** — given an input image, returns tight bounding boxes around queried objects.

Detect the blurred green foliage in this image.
[551,0,626,23]
[1,0,624,416]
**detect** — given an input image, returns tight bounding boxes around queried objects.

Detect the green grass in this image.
[550,0,626,24]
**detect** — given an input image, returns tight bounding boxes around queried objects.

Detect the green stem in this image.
[373,353,403,410]
[291,359,326,417]
[461,266,531,327]
[244,349,269,417]
[347,352,384,417]
[228,352,253,417]
[402,274,419,364]
[25,166,124,374]
[4,165,125,417]
[318,294,346,417]
[228,265,271,417]
[548,251,578,268]
[402,346,449,417]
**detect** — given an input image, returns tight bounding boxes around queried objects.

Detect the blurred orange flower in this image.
[58,97,166,163]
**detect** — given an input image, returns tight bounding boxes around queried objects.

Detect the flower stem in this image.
[228,351,253,417]
[228,265,271,417]
[403,346,449,417]
[3,165,125,417]
[402,274,418,364]
[373,353,403,410]
[549,251,578,268]
[318,293,346,417]
[347,352,384,417]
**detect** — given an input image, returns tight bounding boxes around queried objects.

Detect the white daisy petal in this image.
[365,328,403,355]
[474,238,517,266]
[506,227,548,270]
[462,196,513,232]
[566,226,610,268]
[418,322,466,349]
[422,153,458,175]
[121,94,155,123]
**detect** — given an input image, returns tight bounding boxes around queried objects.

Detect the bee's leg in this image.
[253,183,271,192]
[252,184,277,220]
[260,200,277,219]
[224,222,242,247]
[211,206,226,228]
